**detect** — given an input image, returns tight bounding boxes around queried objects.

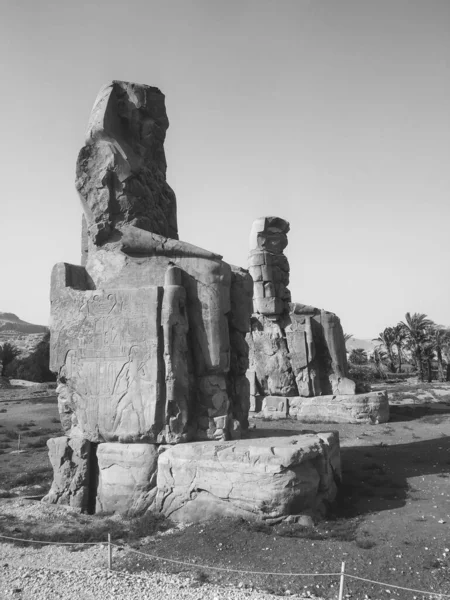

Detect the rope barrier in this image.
[1,533,450,597]
[121,544,339,577]
[0,534,99,546]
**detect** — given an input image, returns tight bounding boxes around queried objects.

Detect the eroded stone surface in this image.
[262,396,289,419]
[248,217,290,316]
[96,443,159,513]
[153,433,340,523]
[247,217,355,400]
[289,391,390,423]
[227,265,253,430]
[76,81,178,248]
[247,314,297,397]
[43,436,91,510]
[50,81,250,445]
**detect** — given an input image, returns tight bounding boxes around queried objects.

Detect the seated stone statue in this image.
[44,81,344,519]
[50,81,252,451]
[246,216,355,400]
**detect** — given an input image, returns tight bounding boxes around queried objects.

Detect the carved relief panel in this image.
[51,287,165,442]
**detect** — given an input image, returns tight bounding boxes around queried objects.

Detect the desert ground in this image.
[0,379,449,600]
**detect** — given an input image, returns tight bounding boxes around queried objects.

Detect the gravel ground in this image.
[0,542,322,600]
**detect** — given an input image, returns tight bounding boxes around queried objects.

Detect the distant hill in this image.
[346,337,377,355]
[0,313,53,382]
[0,312,48,336]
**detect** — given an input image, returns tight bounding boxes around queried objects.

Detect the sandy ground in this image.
[0,379,449,599]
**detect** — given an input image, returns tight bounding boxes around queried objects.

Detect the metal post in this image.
[108,533,112,570]
[338,561,345,600]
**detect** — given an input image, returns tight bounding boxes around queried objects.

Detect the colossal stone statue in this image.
[44,82,341,520]
[246,217,389,423]
[50,81,252,447]
[45,81,254,512]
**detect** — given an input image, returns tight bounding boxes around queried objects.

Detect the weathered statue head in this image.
[76,80,178,248]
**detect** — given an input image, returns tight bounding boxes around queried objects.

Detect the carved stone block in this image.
[96,443,159,513]
[289,391,390,424]
[153,432,340,523]
[262,396,289,419]
[43,436,92,511]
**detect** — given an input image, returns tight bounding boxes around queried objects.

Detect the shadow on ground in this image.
[336,435,450,518]
[389,402,450,422]
[246,420,450,518]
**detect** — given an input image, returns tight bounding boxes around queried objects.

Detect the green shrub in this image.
[349,364,380,384]
[0,343,20,376]
[26,437,50,449]
[4,333,55,383]
[9,466,52,488]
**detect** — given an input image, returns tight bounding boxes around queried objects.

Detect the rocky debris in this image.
[153,432,340,523]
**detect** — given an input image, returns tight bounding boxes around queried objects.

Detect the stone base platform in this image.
[43,432,341,523]
[153,432,340,522]
[257,391,389,424]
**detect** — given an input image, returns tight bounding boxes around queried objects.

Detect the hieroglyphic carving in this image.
[51,287,164,442]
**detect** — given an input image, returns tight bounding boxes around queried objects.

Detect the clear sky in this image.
[1,0,449,338]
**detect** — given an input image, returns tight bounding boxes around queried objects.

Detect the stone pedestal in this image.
[256,392,389,424]
[152,432,341,523]
[289,391,390,424]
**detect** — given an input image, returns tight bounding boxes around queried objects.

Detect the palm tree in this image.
[400,313,433,382]
[427,325,450,382]
[392,324,407,373]
[371,347,388,379]
[0,342,20,377]
[343,333,353,351]
[349,348,368,365]
[373,327,397,373]
[422,337,435,383]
